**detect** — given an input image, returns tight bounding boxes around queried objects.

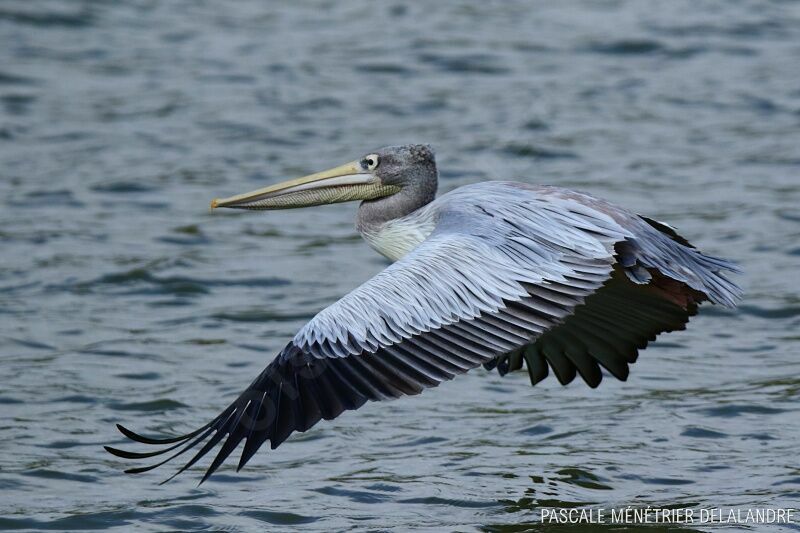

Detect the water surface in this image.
[1,0,799,531]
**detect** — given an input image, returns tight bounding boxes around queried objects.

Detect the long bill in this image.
[210,160,399,210]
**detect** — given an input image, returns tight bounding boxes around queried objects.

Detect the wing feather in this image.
[108,182,740,481]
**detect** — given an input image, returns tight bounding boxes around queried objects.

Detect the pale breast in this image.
[361,216,436,262]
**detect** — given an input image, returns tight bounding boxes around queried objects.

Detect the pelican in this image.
[106,144,741,483]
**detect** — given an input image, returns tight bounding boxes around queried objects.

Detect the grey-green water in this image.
[1,1,799,531]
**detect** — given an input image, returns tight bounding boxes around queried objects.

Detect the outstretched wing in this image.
[106,184,629,482]
[106,183,741,482]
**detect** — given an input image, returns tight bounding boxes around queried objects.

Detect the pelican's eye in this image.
[363,154,380,171]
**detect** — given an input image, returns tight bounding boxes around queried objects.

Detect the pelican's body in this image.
[107,145,741,483]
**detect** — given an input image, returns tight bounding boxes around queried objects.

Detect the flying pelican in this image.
[106,144,741,483]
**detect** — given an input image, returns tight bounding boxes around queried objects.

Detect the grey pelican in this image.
[106,144,741,483]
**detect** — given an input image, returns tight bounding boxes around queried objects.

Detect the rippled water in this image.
[2,0,799,531]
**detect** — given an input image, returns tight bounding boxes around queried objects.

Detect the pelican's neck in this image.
[357,185,437,261]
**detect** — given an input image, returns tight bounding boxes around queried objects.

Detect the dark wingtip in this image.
[199,468,214,486]
[124,465,150,474]
[117,423,158,444]
[105,445,139,459]
[236,449,250,472]
[237,440,263,472]
[104,444,180,460]
[104,445,120,456]
[123,458,181,475]
[116,423,202,445]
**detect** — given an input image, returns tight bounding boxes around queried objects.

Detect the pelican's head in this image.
[211,144,437,210]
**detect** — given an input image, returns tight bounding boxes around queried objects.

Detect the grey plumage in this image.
[107,144,741,483]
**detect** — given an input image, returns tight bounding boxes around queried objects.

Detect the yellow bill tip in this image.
[210,198,219,209]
